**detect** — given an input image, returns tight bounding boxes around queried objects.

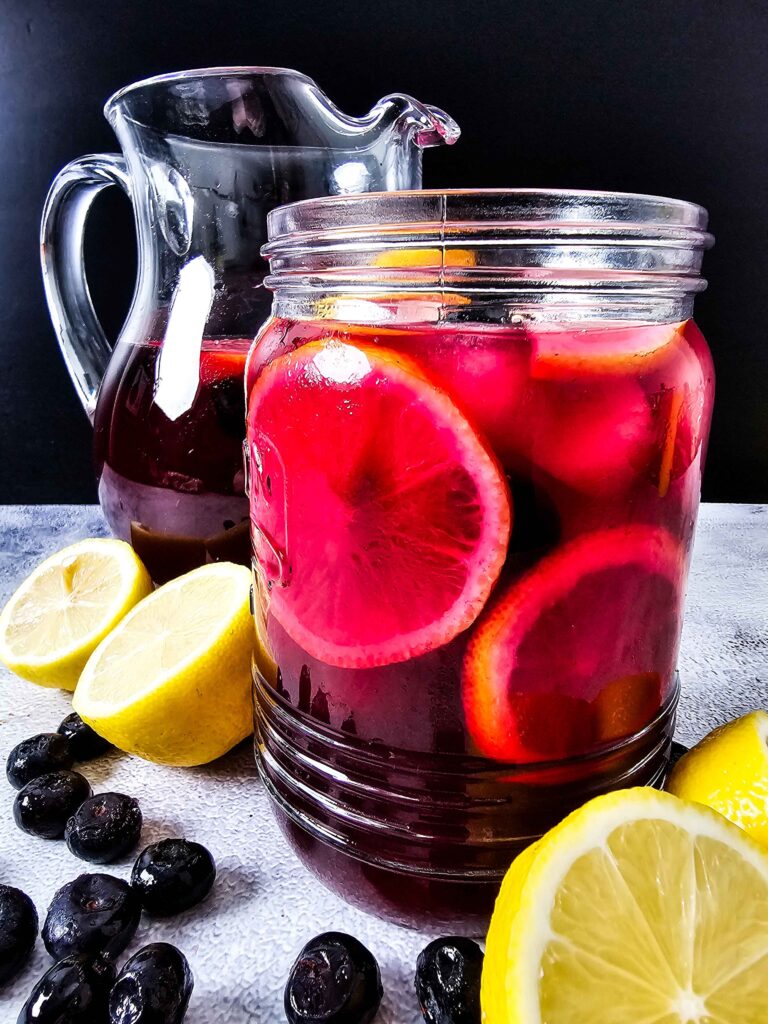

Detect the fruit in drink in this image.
[246,310,715,926]
[246,338,511,668]
[463,526,683,761]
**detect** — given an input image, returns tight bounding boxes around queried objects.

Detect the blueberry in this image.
[108,943,193,1023]
[17,953,115,1023]
[42,874,141,961]
[14,771,92,839]
[58,713,112,762]
[0,885,38,985]
[415,936,483,1024]
[7,734,74,789]
[65,793,142,864]
[131,839,215,917]
[284,932,383,1024]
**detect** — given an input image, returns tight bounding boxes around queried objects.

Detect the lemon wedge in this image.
[483,787,768,1024]
[0,539,152,690]
[73,562,254,766]
[668,711,768,848]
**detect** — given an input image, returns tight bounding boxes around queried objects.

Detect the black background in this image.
[2,0,767,503]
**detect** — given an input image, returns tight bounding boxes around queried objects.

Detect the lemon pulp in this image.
[0,538,152,689]
[483,788,768,1024]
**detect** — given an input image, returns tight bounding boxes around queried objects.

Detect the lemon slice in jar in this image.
[314,247,476,320]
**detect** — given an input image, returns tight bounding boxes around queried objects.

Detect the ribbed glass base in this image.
[254,670,678,932]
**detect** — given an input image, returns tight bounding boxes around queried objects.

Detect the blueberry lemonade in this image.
[94,336,252,582]
[246,190,715,930]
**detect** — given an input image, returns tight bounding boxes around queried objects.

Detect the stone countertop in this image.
[0,504,766,1023]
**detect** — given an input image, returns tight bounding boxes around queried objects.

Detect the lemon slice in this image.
[483,787,768,1024]
[0,539,152,690]
[668,711,768,848]
[74,562,254,766]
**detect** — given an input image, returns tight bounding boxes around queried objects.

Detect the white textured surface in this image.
[0,503,766,1022]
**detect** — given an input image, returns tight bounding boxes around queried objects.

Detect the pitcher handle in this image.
[40,154,132,423]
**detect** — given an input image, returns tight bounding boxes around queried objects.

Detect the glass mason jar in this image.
[246,189,715,932]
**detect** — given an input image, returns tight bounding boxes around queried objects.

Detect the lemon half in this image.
[74,562,254,766]
[668,711,768,848]
[483,787,768,1024]
[0,538,152,690]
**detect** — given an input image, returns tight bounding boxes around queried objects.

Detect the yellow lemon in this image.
[373,246,477,268]
[668,711,768,847]
[313,249,476,320]
[73,562,254,766]
[483,787,768,1024]
[0,538,152,690]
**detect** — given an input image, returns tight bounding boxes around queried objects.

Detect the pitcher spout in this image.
[302,83,461,150]
[363,94,461,149]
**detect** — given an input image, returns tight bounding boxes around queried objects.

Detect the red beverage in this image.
[94,337,251,582]
[246,314,713,928]
[246,189,715,930]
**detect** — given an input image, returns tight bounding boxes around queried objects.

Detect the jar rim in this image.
[265,187,712,247]
[263,189,713,307]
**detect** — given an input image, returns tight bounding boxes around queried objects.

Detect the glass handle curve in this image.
[40,154,132,423]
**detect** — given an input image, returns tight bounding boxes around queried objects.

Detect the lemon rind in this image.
[74,562,252,716]
[0,539,150,672]
[490,787,768,1024]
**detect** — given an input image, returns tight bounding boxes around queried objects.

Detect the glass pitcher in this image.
[40,67,459,582]
[247,189,714,931]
